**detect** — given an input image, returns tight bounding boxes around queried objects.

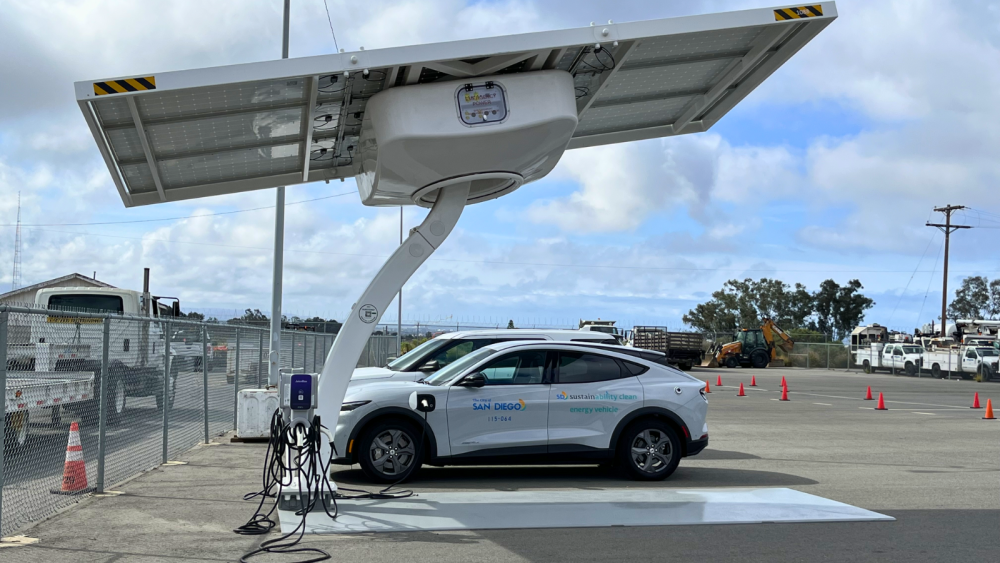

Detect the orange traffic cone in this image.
[780,375,787,388]
[875,392,887,411]
[865,386,873,400]
[704,381,711,394]
[716,375,722,387]
[750,375,757,387]
[737,383,746,396]
[971,392,982,409]
[51,421,93,495]
[984,399,996,420]
[779,386,789,401]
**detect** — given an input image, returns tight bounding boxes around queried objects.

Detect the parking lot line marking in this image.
[790,391,968,410]
[911,412,936,415]
[813,403,832,406]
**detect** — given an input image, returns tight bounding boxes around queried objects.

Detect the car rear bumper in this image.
[685,434,708,457]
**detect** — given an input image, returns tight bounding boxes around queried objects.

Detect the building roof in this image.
[0,273,116,302]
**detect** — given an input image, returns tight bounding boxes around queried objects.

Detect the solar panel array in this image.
[76,3,836,206]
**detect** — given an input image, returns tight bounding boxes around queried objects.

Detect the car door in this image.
[445,349,550,456]
[548,351,643,450]
[963,349,978,373]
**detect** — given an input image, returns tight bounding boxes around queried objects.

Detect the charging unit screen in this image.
[289,374,312,410]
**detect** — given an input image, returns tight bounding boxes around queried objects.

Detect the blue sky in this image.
[0,0,998,333]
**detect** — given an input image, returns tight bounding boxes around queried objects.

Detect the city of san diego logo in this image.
[473,398,527,411]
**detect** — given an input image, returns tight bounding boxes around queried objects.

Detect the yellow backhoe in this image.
[710,318,795,369]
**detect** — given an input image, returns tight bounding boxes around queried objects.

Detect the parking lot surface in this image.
[3,367,997,562]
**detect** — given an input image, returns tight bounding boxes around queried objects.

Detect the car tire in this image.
[750,350,769,369]
[905,362,917,377]
[983,363,995,382]
[725,356,738,369]
[679,362,692,372]
[358,419,423,484]
[931,364,941,379]
[617,420,681,481]
[863,360,872,374]
[156,369,177,411]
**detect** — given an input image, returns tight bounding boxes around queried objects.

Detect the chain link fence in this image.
[0,307,344,537]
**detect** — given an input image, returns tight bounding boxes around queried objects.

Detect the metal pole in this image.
[398,206,403,357]
[268,0,291,386]
[941,210,951,338]
[0,311,8,531]
[96,317,110,493]
[202,325,209,443]
[234,328,241,430]
[313,334,318,372]
[258,330,264,388]
[162,320,171,464]
[291,331,296,370]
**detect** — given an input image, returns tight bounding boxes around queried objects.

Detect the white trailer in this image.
[4,371,94,449]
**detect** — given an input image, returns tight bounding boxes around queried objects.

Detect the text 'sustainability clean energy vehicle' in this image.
[335,341,709,483]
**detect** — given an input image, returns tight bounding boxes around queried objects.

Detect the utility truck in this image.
[923,343,999,380]
[851,325,923,375]
[5,270,182,449]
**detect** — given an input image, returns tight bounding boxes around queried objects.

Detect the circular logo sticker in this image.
[358,304,378,324]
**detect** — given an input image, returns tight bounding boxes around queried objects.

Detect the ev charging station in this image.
[73,2,895,538]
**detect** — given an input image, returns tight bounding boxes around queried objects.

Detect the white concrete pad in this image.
[278,488,893,534]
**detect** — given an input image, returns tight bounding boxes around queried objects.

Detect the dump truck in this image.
[631,326,704,371]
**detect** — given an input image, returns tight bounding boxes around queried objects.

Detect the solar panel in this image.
[75,3,837,207]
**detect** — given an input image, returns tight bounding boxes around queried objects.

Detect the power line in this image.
[322,0,340,53]
[926,204,972,337]
[0,191,355,228]
[20,226,993,275]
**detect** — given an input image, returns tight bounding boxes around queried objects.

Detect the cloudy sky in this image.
[1,0,998,332]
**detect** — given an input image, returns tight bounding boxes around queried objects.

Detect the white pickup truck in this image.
[5,282,183,449]
[923,345,999,380]
[855,343,924,376]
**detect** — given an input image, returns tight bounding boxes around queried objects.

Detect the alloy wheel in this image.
[369,429,416,477]
[630,429,673,474]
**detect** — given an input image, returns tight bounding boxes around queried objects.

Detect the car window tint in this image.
[622,360,649,376]
[479,350,547,385]
[558,352,622,384]
[430,340,485,367]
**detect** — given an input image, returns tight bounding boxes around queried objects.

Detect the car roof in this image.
[434,329,614,341]
[481,339,673,364]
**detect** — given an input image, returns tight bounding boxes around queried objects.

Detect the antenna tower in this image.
[11,192,21,291]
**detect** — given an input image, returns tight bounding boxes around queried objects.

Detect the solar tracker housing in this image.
[75,3,836,207]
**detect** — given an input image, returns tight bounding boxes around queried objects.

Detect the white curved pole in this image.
[315,182,471,434]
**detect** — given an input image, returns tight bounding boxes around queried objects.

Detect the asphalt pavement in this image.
[2,367,998,562]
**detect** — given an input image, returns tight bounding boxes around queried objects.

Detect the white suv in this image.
[353,329,620,383]
[334,341,709,483]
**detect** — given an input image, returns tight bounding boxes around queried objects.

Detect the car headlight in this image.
[341,400,371,412]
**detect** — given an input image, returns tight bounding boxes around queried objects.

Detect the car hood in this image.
[351,367,395,380]
[344,380,433,403]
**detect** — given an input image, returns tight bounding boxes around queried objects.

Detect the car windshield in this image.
[423,348,497,386]
[902,346,923,354]
[386,338,448,371]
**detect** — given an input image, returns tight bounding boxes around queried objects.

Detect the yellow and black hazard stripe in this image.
[93,76,156,96]
[774,5,823,20]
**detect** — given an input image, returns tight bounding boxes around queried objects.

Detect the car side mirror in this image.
[419,359,440,372]
[457,373,486,388]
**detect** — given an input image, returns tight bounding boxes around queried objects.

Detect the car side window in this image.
[967,350,977,359]
[478,350,548,385]
[430,339,492,367]
[621,360,649,376]
[557,352,622,384]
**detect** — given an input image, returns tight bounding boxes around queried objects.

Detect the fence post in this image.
[0,311,8,533]
[203,325,209,443]
[291,332,296,370]
[313,335,318,372]
[162,320,171,464]
[234,327,241,430]
[257,330,264,388]
[96,317,110,493]
[806,344,810,369]
[827,343,830,370]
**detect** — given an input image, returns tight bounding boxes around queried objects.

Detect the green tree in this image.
[682,278,812,334]
[948,276,999,320]
[181,311,205,321]
[811,279,874,340]
[507,320,516,329]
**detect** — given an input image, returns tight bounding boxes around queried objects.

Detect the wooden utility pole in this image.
[926,205,971,337]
